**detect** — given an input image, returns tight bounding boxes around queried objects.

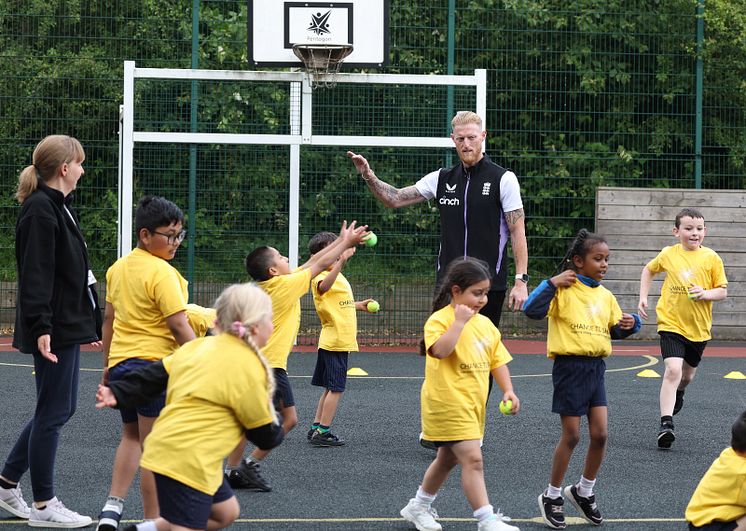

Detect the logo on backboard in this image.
[308,11,332,36]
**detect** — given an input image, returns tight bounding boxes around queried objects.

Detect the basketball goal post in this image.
[118,62,487,269]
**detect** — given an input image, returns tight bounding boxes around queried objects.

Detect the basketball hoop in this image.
[292,43,353,89]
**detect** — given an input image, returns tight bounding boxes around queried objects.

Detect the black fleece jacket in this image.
[13,181,101,353]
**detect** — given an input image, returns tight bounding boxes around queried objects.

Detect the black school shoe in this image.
[309,430,345,447]
[563,485,603,525]
[538,491,566,529]
[225,459,272,491]
[657,420,676,449]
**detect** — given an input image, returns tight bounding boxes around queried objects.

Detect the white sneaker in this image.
[477,515,520,531]
[495,507,512,522]
[0,484,31,519]
[400,498,442,531]
[29,497,93,528]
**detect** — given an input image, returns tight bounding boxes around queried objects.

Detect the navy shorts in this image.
[660,331,707,368]
[552,356,607,416]
[311,348,349,392]
[273,368,295,409]
[109,358,165,423]
[689,522,738,531]
[154,473,234,529]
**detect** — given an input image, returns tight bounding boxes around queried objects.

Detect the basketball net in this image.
[292,44,353,89]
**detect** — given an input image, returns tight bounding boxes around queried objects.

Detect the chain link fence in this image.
[0,0,743,342]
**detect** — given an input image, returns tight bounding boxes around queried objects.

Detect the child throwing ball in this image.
[401,257,520,531]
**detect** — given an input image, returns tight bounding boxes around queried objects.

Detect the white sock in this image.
[473,504,495,524]
[577,476,596,498]
[415,486,437,505]
[135,521,157,531]
[546,484,562,498]
[103,496,124,512]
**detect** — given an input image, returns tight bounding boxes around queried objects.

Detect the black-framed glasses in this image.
[152,229,186,245]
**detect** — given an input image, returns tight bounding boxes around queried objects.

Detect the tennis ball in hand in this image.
[367,300,380,313]
[499,399,514,415]
[364,232,377,247]
[688,292,698,300]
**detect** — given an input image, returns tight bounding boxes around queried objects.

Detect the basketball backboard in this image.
[249,0,389,67]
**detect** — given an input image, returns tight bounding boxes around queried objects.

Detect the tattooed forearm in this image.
[365,178,424,208]
[505,208,525,225]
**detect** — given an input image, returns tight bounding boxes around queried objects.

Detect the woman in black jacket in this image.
[0,135,102,527]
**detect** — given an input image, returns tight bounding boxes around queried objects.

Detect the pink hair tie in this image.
[231,321,247,338]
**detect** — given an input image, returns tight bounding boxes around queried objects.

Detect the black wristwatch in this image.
[515,274,529,284]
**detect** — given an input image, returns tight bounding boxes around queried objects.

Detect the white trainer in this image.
[28,497,93,528]
[0,484,31,519]
[477,515,521,531]
[400,498,442,531]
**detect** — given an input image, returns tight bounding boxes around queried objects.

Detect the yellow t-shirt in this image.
[311,270,358,352]
[421,305,512,441]
[546,280,623,359]
[106,247,189,368]
[259,268,312,370]
[686,447,746,526]
[647,244,728,342]
[185,303,216,337]
[140,334,275,495]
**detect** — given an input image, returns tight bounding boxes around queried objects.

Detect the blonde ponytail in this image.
[16,135,85,203]
[214,283,277,421]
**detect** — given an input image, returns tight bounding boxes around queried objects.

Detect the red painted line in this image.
[2,339,744,357]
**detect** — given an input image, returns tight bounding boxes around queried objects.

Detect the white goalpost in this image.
[119,60,487,268]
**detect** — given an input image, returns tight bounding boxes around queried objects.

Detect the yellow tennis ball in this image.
[499,399,513,415]
[688,292,698,300]
[367,300,380,313]
[364,232,377,247]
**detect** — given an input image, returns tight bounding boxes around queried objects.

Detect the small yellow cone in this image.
[346,367,368,376]
[637,369,661,378]
[724,371,746,380]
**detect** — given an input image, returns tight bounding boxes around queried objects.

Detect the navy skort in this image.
[552,355,607,416]
[154,472,234,529]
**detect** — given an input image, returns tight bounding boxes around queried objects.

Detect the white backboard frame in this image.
[249,0,389,67]
[120,61,486,267]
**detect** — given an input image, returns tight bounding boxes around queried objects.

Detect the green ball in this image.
[688,292,698,300]
[367,300,380,313]
[499,399,513,415]
[364,232,377,247]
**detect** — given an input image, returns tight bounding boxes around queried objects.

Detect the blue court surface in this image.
[1,343,744,530]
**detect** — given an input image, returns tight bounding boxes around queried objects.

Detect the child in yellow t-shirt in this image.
[306,231,377,447]
[638,208,728,450]
[686,410,746,531]
[224,221,368,491]
[95,283,283,531]
[524,229,641,530]
[400,257,520,531]
[96,196,204,530]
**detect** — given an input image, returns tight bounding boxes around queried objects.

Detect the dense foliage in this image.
[0,0,744,286]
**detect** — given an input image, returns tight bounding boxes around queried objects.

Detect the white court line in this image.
[0,356,660,378]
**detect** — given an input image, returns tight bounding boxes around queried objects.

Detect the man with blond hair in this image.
[348,111,528,325]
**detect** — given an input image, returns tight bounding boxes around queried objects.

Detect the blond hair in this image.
[16,135,85,203]
[451,111,483,131]
[214,283,277,420]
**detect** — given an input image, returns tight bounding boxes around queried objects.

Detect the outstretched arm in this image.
[347,151,426,208]
[316,247,354,295]
[506,208,528,311]
[302,221,367,279]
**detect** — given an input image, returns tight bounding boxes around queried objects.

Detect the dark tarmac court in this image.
[1,342,744,530]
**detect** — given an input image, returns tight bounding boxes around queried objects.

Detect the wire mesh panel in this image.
[0,0,744,341]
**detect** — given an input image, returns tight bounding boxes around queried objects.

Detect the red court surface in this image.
[2,337,745,358]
